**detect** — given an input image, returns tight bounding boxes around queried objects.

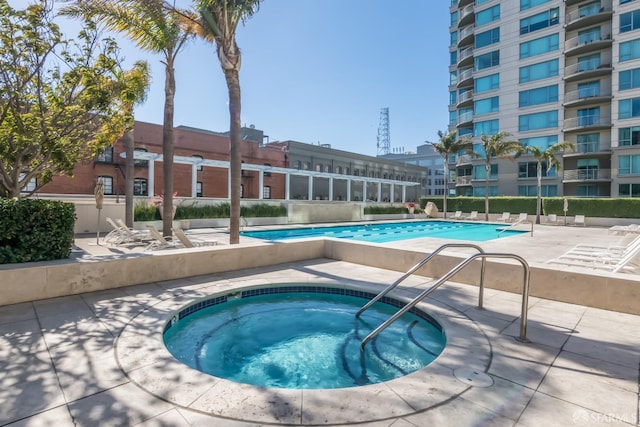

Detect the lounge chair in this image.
[172,228,218,248]
[496,212,511,222]
[464,211,479,220]
[104,217,148,245]
[511,213,528,223]
[608,224,640,235]
[115,219,151,243]
[548,234,640,263]
[145,225,183,251]
[547,242,640,274]
[570,214,586,227]
[451,210,463,220]
[544,214,560,225]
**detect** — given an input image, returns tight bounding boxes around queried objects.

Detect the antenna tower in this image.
[376,107,390,155]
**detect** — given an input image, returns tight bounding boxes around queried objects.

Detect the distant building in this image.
[379,144,447,197]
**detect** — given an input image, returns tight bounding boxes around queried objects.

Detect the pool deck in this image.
[1,221,639,426]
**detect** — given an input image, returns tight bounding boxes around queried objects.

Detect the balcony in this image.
[564,32,612,56]
[564,141,611,158]
[563,168,611,182]
[563,86,612,107]
[458,25,474,48]
[458,0,473,8]
[456,175,473,186]
[565,1,613,31]
[456,154,473,166]
[564,54,612,82]
[563,115,612,132]
[456,90,474,108]
[458,4,475,27]
[457,68,474,88]
[457,47,474,67]
[457,111,473,127]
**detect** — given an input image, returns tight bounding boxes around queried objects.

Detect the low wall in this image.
[1,240,639,315]
[288,202,363,223]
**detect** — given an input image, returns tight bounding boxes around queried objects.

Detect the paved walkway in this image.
[1,221,639,426]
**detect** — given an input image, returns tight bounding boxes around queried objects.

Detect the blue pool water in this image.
[241,220,525,243]
[163,286,446,389]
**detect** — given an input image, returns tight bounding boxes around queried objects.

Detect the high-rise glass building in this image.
[448,0,640,198]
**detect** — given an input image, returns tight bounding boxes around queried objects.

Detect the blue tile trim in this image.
[163,285,441,333]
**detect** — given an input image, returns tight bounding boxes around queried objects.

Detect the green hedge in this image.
[134,202,287,221]
[0,199,76,264]
[364,205,422,214]
[419,196,640,218]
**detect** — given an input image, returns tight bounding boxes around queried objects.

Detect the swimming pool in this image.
[241,220,526,243]
[163,286,446,389]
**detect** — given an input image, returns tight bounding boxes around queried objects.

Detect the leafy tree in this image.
[62,0,195,235]
[524,141,575,224]
[475,132,524,221]
[431,130,470,219]
[197,0,262,245]
[0,0,148,198]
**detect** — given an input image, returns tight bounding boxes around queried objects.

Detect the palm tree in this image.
[476,132,523,221]
[62,0,195,237]
[197,0,262,245]
[524,141,575,224]
[430,130,469,219]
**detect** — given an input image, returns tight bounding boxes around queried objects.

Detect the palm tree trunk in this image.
[485,162,490,221]
[224,68,242,244]
[536,161,542,225]
[162,56,176,237]
[443,163,448,219]
[124,128,134,227]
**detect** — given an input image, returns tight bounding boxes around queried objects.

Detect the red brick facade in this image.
[39,121,287,199]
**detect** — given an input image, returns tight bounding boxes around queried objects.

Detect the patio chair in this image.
[104,217,147,245]
[172,228,218,248]
[464,211,479,220]
[451,211,463,220]
[547,242,640,274]
[496,212,511,222]
[144,225,183,251]
[511,213,528,223]
[608,224,640,235]
[115,219,151,243]
[544,214,560,225]
[570,214,586,227]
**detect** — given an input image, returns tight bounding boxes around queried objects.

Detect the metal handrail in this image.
[355,243,486,318]
[498,219,534,237]
[360,252,531,351]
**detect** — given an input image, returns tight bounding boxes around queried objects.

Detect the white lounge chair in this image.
[547,243,640,274]
[510,213,528,223]
[145,225,183,251]
[172,228,218,248]
[104,217,148,245]
[608,224,640,235]
[496,212,511,222]
[451,211,463,220]
[115,219,150,243]
[465,211,479,220]
[570,214,586,227]
[544,214,560,225]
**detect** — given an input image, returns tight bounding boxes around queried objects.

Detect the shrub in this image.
[0,198,76,264]
[134,202,287,221]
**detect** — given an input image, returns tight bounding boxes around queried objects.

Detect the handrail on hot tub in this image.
[359,251,531,351]
[355,243,487,318]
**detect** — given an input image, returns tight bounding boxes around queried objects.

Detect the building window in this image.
[240,184,244,198]
[192,155,203,171]
[475,27,500,49]
[302,161,310,170]
[578,80,601,98]
[518,185,557,196]
[619,97,640,118]
[19,173,36,193]
[450,71,458,85]
[619,126,640,145]
[264,163,271,177]
[519,84,558,107]
[451,11,458,26]
[295,160,302,169]
[578,107,600,126]
[133,148,148,167]
[518,110,558,131]
[474,119,499,136]
[474,96,499,115]
[336,166,342,174]
[578,26,602,45]
[520,8,559,34]
[133,178,147,196]
[97,176,113,195]
[619,183,640,197]
[476,5,500,27]
[325,165,331,173]
[519,59,559,83]
[450,50,458,65]
[473,186,498,197]
[577,53,601,72]
[619,68,640,90]
[96,147,113,163]
[520,135,558,150]
[473,164,498,180]
[620,9,640,33]
[521,0,552,11]
[449,91,457,105]
[519,33,559,59]
[263,186,271,199]
[475,73,499,93]
[450,31,458,46]
[620,39,640,61]
[518,161,555,178]
[196,181,203,197]
[619,155,640,175]
[474,50,499,71]
[577,133,600,152]
[577,184,599,197]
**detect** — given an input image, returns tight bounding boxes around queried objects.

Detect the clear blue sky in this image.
[45,1,451,156]
[123,0,452,156]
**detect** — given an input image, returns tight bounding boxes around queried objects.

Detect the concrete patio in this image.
[1,221,639,426]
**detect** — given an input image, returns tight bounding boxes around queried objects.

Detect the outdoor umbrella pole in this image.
[94,180,105,245]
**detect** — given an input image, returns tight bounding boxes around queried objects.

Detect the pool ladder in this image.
[356,243,531,351]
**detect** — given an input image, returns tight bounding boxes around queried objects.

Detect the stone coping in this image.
[115,280,490,425]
